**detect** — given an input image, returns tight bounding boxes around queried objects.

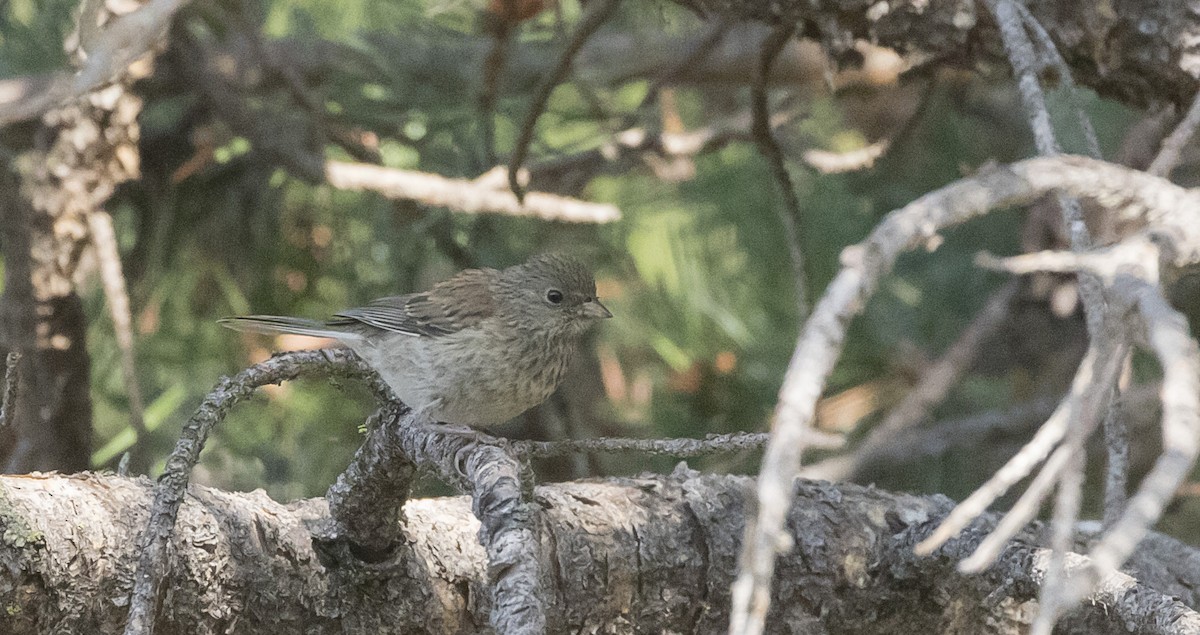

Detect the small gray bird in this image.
[220,254,611,427]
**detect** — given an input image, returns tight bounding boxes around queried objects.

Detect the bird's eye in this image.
[546,289,564,304]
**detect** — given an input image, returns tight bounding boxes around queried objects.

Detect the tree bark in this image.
[0,7,146,473]
[674,0,1200,108]
[2,469,1198,634]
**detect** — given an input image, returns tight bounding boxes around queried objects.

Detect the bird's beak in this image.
[583,299,613,319]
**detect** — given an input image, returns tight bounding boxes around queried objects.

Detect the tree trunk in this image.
[0,8,145,472]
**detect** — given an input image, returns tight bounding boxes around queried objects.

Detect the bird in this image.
[219,254,611,427]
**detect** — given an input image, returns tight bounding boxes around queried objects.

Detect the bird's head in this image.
[500,253,611,335]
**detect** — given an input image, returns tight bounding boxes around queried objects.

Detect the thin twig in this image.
[88,211,150,471]
[507,0,621,201]
[478,15,515,167]
[514,430,841,459]
[1010,3,1101,159]
[1030,447,1085,635]
[800,393,1064,480]
[1101,357,1132,528]
[0,352,20,429]
[916,341,1116,557]
[751,24,808,316]
[957,443,1073,570]
[981,8,1123,624]
[1077,284,1200,596]
[638,19,732,110]
[1147,89,1200,177]
[814,281,1017,482]
[123,349,393,635]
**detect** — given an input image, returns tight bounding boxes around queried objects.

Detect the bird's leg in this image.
[408,399,502,476]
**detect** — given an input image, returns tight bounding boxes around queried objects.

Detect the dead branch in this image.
[729,155,1200,635]
[0,352,19,429]
[514,429,842,459]
[324,160,620,223]
[1148,90,1200,177]
[123,349,393,635]
[87,211,149,471]
[805,281,1018,482]
[7,471,1200,634]
[751,24,808,316]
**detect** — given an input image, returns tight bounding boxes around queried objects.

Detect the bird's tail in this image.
[218,315,363,341]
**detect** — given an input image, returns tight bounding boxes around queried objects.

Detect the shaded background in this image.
[2,0,1197,540]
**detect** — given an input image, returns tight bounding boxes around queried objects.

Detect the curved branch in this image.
[124,349,394,635]
[731,155,1200,635]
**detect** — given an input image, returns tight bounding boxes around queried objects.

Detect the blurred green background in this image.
[7,0,1199,539]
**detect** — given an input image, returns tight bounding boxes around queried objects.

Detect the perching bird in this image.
[220,254,611,427]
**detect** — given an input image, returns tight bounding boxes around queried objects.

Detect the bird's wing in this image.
[330,268,498,337]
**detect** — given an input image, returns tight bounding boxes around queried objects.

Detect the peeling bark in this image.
[2,470,1198,634]
[0,2,148,472]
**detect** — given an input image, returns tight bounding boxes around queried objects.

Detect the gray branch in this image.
[5,471,1200,634]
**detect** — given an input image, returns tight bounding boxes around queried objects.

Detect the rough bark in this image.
[2,469,1198,634]
[674,0,1200,108]
[0,3,147,472]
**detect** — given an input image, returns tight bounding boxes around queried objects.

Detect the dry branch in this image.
[124,349,392,635]
[0,352,19,429]
[7,471,1200,634]
[750,24,808,316]
[88,211,149,470]
[1148,90,1200,177]
[324,160,620,223]
[730,155,1200,635]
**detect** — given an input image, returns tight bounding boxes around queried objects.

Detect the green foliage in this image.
[15,0,1191,539]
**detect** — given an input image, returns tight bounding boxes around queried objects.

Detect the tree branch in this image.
[6,471,1200,634]
[731,155,1200,635]
[324,160,620,223]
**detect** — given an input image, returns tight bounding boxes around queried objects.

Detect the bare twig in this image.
[801,394,1064,480]
[0,352,20,429]
[1147,90,1200,177]
[638,19,732,110]
[477,8,516,167]
[751,24,807,316]
[88,211,149,471]
[1077,284,1200,596]
[1010,3,1101,159]
[918,339,1126,560]
[983,7,1122,624]
[325,160,620,223]
[124,349,393,635]
[1030,447,1085,635]
[514,430,841,459]
[801,140,890,174]
[728,154,1200,635]
[507,0,621,201]
[1101,359,1132,528]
